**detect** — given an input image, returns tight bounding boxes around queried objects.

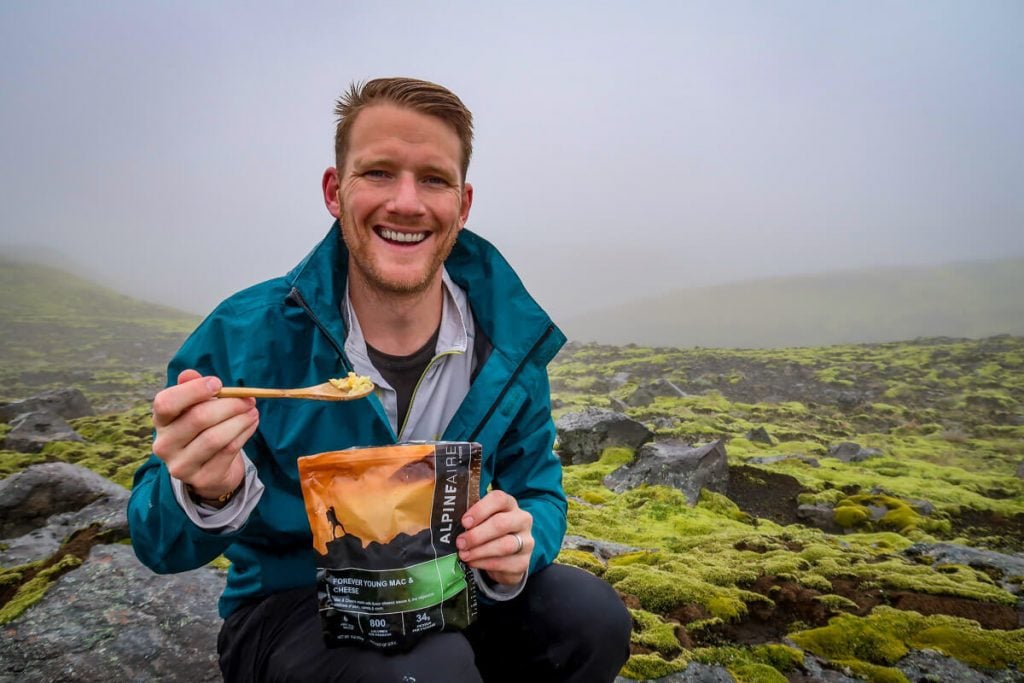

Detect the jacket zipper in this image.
[397,349,463,440]
[286,287,353,372]
[468,323,556,443]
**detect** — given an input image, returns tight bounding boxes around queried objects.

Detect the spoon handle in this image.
[217,387,292,399]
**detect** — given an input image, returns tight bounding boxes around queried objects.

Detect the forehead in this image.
[346,104,462,172]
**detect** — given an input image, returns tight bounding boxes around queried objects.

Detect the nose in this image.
[388,173,426,216]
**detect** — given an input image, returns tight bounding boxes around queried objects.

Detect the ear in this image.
[323,167,342,218]
[459,182,473,228]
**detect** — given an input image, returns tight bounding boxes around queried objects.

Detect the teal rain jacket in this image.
[127,223,568,618]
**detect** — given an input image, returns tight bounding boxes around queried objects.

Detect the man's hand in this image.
[151,369,259,500]
[456,490,533,585]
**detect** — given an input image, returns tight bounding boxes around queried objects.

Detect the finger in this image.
[177,369,202,385]
[153,396,256,462]
[163,406,259,481]
[457,509,524,552]
[459,530,533,563]
[152,374,223,428]
[462,489,517,530]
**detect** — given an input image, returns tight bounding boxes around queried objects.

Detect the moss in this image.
[555,549,605,576]
[791,606,1024,676]
[208,555,232,571]
[630,608,684,658]
[749,644,804,672]
[619,652,686,680]
[0,554,82,624]
[813,594,859,611]
[729,662,788,683]
[834,504,870,529]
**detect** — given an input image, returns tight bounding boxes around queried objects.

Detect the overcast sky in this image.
[2,1,1022,320]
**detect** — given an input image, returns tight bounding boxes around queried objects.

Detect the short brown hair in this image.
[334,77,474,182]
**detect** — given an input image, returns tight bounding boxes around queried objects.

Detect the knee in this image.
[532,565,633,649]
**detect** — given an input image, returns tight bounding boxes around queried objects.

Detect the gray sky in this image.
[2,1,1022,320]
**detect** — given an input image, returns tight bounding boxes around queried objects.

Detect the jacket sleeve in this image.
[490,371,567,576]
[127,306,255,574]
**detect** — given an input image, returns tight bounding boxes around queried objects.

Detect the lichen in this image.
[0,555,82,624]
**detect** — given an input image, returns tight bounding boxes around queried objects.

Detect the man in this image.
[128,77,632,682]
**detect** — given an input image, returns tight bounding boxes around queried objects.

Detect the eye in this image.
[364,169,390,179]
[423,175,450,186]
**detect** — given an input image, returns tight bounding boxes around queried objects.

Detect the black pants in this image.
[218,564,632,683]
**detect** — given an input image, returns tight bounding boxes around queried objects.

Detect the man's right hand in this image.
[151,369,259,501]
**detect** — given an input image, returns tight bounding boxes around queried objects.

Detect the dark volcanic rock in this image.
[604,440,728,505]
[0,388,94,423]
[0,544,224,683]
[0,462,126,545]
[2,410,84,453]
[562,534,647,561]
[555,408,653,465]
[903,542,1024,594]
[826,441,882,463]
[797,503,841,534]
[746,426,775,445]
[615,662,737,682]
[896,649,1007,682]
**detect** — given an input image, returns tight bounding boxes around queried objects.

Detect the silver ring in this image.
[511,533,524,554]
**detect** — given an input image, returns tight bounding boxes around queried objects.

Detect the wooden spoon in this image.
[216,380,374,402]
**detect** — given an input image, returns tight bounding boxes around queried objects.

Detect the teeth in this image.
[379,228,427,244]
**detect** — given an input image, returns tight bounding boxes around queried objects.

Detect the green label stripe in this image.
[323,553,467,614]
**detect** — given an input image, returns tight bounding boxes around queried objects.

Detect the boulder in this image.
[625,379,687,407]
[797,503,841,534]
[555,408,653,466]
[748,454,819,468]
[615,662,736,682]
[0,544,224,683]
[562,534,648,561]
[0,462,127,544]
[903,542,1024,594]
[2,410,84,453]
[826,441,882,463]
[0,388,94,423]
[604,440,728,505]
[896,649,1002,683]
[745,426,774,445]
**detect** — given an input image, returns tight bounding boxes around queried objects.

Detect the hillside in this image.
[562,257,1024,348]
[0,257,198,410]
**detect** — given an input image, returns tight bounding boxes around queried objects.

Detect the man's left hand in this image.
[456,490,533,585]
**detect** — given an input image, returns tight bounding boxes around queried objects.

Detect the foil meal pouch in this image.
[297,441,482,651]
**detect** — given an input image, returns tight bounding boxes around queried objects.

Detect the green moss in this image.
[791,606,1024,676]
[208,555,232,571]
[555,549,605,576]
[813,594,859,611]
[729,663,788,683]
[0,555,82,624]
[619,653,686,680]
[631,608,684,658]
[749,644,804,671]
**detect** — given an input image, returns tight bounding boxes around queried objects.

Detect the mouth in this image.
[375,227,428,245]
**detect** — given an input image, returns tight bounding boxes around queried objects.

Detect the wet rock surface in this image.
[604,440,728,505]
[0,544,225,683]
[2,410,84,453]
[556,408,653,465]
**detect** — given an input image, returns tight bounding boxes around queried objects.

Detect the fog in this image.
[2,1,1022,322]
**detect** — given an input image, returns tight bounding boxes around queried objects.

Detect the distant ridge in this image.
[562,257,1024,348]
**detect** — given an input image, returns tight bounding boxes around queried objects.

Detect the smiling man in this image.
[128,78,631,682]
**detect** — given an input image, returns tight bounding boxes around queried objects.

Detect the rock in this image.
[555,408,653,466]
[1017,460,1024,480]
[796,654,861,682]
[0,544,224,683]
[0,388,94,423]
[604,440,728,505]
[797,503,841,533]
[903,542,1024,594]
[0,462,127,544]
[626,379,687,407]
[562,534,647,561]
[896,648,1002,682]
[2,410,84,453]
[748,454,819,467]
[746,426,774,445]
[615,662,736,682]
[610,372,632,388]
[826,441,882,463]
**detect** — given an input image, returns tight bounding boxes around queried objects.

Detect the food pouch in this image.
[297,441,482,651]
